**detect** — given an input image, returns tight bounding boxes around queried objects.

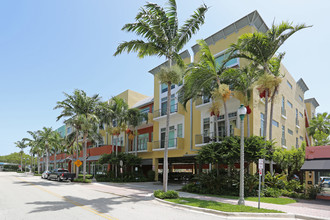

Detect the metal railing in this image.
[195,130,234,145]
[153,103,178,118]
[152,138,177,150]
[281,107,286,117]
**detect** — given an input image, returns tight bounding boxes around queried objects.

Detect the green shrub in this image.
[154,190,179,199]
[307,185,322,199]
[73,178,92,183]
[34,174,42,176]
[16,171,24,173]
[262,187,281,198]
[181,183,201,193]
[285,179,303,193]
[78,174,93,179]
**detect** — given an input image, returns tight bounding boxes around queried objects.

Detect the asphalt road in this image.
[0,172,226,220]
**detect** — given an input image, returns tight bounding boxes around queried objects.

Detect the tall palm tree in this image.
[228,21,310,175]
[179,40,231,139]
[14,139,27,171]
[38,127,53,171]
[25,130,42,173]
[222,64,262,137]
[97,101,114,146]
[114,0,208,192]
[50,131,65,169]
[127,108,145,155]
[54,89,101,180]
[308,112,330,137]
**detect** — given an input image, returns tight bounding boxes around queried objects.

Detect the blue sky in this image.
[0,0,329,156]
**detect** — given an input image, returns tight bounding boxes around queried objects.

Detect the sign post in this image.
[258,159,264,209]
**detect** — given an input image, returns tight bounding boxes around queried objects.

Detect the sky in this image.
[0,0,329,156]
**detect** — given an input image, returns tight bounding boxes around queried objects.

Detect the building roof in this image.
[305,145,330,160]
[132,96,154,108]
[191,10,268,54]
[149,50,190,75]
[296,78,309,93]
[305,98,320,108]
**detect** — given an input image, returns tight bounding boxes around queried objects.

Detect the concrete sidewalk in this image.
[178,191,330,219]
[91,181,330,219]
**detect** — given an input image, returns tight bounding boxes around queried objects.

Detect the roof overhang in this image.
[305,98,320,108]
[296,78,309,93]
[301,159,330,171]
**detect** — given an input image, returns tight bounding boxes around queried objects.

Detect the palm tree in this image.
[50,131,65,169]
[38,127,53,171]
[14,139,27,171]
[54,89,101,180]
[25,130,42,173]
[97,101,114,146]
[229,21,310,175]
[222,64,262,137]
[114,0,208,192]
[308,112,330,138]
[179,40,231,139]
[127,108,144,155]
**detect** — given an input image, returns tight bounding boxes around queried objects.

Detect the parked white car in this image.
[41,170,51,179]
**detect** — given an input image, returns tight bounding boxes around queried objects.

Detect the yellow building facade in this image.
[101,11,319,180]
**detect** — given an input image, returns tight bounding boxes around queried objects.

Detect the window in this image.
[140,107,149,122]
[272,120,279,127]
[282,96,285,108]
[161,126,175,148]
[161,95,175,116]
[261,113,265,136]
[288,129,293,135]
[287,80,292,89]
[215,51,238,68]
[299,112,303,118]
[203,118,210,143]
[300,136,304,141]
[287,100,293,108]
[282,125,286,145]
[161,83,175,93]
[137,133,149,151]
[177,124,183,138]
[299,95,303,102]
[67,127,72,134]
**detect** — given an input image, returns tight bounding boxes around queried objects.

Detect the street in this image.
[0,172,225,220]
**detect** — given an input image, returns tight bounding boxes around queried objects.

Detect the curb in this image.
[153,197,328,220]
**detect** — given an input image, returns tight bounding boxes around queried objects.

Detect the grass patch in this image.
[34,174,42,176]
[166,197,283,213]
[196,194,296,205]
[73,178,92,183]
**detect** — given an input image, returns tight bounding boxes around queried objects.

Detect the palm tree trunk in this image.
[247,114,250,138]
[262,89,269,184]
[83,134,88,181]
[54,151,57,169]
[268,85,278,175]
[37,155,40,174]
[46,148,49,171]
[163,81,172,192]
[135,128,138,156]
[20,151,23,172]
[224,101,230,137]
[214,115,219,142]
[76,134,79,178]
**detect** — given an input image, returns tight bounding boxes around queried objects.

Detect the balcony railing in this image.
[195,130,234,145]
[281,107,286,117]
[152,138,178,150]
[153,103,178,118]
[281,138,286,146]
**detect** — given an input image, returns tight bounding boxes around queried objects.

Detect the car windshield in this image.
[57,170,69,172]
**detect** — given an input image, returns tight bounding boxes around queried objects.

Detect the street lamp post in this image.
[237,104,247,205]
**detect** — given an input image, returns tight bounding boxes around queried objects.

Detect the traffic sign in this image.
[259,169,262,176]
[74,159,82,167]
[258,159,264,170]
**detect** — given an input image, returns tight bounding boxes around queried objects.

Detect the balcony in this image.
[195,132,215,146]
[152,138,184,150]
[138,112,153,128]
[153,103,184,120]
[281,107,287,119]
[195,97,211,110]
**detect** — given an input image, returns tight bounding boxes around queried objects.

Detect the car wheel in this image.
[47,176,51,180]
[57,176,62,182]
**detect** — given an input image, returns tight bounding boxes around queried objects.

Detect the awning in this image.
[301,159,330,171]
[87,155,101,161]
